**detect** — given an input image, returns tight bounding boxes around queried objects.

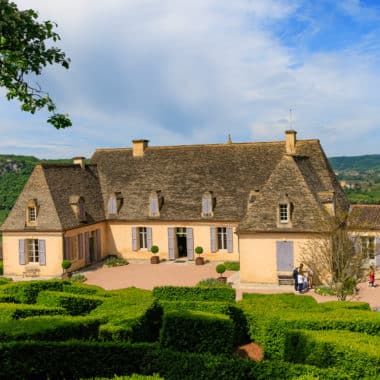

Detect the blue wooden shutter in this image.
[202,197,211,215]
[108,198,117,214]
[132,227,138,251]
[96,229,101,261]
[376,237,380,268]
[147,227,152,250]
[186,228,194,260]
[150,196,159,215]
[168,228,175,260]
[78,233,84,260]
[276,241,294,271]
[19,239,26,265]
[85,232,90,264]
[39,240,46,266]
[227,227,233,253]
[210,227,217,252]
[64,237,70,260]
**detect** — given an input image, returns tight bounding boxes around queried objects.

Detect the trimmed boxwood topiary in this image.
[153,286,235,302]
[160,310,234,355]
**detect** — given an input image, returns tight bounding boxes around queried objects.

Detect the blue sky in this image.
[1,0,380,158]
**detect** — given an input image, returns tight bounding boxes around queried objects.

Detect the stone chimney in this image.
[132,139,149,157]
[285,130,297,154]
[73,157,85,169]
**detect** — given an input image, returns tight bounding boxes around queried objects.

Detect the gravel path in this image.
[83,262,380,309]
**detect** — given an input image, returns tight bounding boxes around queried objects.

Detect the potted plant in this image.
[195,246,204,265]
[150,245,160,264]
[61,259,72,278]
[216,263,227,284]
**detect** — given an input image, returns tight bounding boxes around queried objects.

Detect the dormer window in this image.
[26,199,38,226]
[149,191,163,217]
[278,194,292,227]
[108,192,123,216]
[279,204,289,223]
[70,195,86,222]
[202,192,214,217]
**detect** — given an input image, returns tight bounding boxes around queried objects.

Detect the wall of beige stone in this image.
[106,221,240,262]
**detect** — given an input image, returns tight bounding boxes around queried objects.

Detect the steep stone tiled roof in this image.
[2,135,349,231]
[348,204,380,230]
[1,164,105,231]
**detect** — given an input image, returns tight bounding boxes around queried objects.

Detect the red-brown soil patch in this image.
[235,342,264,361]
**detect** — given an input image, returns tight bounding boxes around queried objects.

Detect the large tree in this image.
[301,212,366,301]
[0,0,71,128]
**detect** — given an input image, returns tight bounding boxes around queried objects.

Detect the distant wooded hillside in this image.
[329,155,380,172]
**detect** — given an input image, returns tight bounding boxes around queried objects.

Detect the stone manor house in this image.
[1,130,379,283]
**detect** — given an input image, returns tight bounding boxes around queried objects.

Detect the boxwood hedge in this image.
[286,329,380,379]
[37,291,104,315]
[0,303,66,320]
[160,310,234,355]
[153,286,235,302]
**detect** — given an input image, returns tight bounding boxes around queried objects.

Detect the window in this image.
[139,227,148,249]
[149,191,163,217]
[28,207,36,222]
[132,226,152,251]
[79,199,85,220]
[361,236,375,259]
[26,199,38,225]
[202,192,214,217]
[279,204,289,223]
[27,239,39,263]
[217,227,227,250]
[108,197,117,214]
[69,236,79,261]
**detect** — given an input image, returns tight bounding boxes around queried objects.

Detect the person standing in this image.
[293,267,299,291]
[369,266,375,287]
[297,271,304,294]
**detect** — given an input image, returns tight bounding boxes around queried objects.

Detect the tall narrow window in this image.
[139,227,148,249]
[202,192,213,217]
[28,206,36,222]
[149,191,162,217]
[27,239,39,263]
[108,196,117,215]
[26,199,38,225]
[79,199,85,220]
[217,227,227,250]
[279,204,289,223]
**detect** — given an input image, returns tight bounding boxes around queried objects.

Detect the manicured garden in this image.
[0,279,378,379]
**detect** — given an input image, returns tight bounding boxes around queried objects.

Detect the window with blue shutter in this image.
[132,227,138,251]
[19,239,26,265]
[108,197,117,214]
[210,227,217,252]
[168,228,175,260]
[147,227,153,250]
[202,192,213,217]
[39,240,46,266]
[227,227,233,253]
[186,228,194,260]
[375,237,380,268]
[276,241,294,271]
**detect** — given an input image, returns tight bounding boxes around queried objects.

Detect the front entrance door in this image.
[89,235,96,263]
[176,228,187,258]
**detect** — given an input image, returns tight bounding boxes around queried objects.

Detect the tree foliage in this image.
[301,212,365,301]
[0,0,71,128]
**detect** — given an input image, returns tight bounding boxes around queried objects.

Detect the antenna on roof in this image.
[226,134,232,144]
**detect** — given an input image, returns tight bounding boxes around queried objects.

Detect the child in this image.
[297,272,304,293]
[369,267,375,287]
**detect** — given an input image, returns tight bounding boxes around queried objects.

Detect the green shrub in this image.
[0,260,3,275]
[240,293,380,360]
[314,285,335,296]
[160,310,234,355]
[197,278,231,287]
[62,259,72,271]
[223,261,240,271]
[216,264,226,276]
[286,329,380,378]
[150,245,159,254]
[62,282,105,296]
[92,288,162,343]
[70,273,87,282]
[153,286,235,302]
[37,291,104,315]
[0,341,252,380]
[194,246,203,255]
[0,315,101,341]
[0,280,67,304]
[0,277,12,286]
[90,375,163,380]
[105,257,129,267]
[0,303,66,320]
